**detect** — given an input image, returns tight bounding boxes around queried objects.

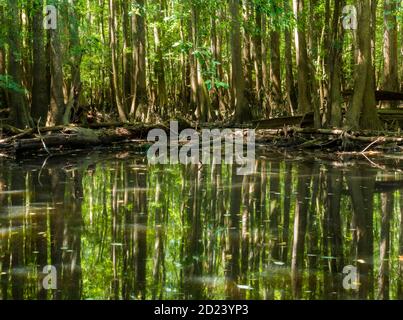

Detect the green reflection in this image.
[0,150,403,300]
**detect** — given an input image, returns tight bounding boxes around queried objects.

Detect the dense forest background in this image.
[0,0,402,131]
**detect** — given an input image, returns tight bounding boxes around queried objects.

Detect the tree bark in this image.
[133,0,148,121]
[382,0,399,109]
[31,0,49,126]
[293,0,312,117]
[6,0,32,128]
[109,0,128,122]
[230,0,250,122]
[346,0,382,130]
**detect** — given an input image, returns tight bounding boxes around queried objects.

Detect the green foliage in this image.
[0,75,27,94]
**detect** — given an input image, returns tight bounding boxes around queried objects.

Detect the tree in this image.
[293,0,312,117]
[31,0,49,126]
[383,0,399,108]
[7,0,32,128]
[346,0,382,130]
[132,0,148,121]
[109,0,128,122]
[230,0,251,122]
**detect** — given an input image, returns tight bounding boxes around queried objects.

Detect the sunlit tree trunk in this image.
[7,0,32,128]
[293,0,312,118]
[230,0,250,122]
[327,0,344,127]
[269,28,282,114]
[153,0,168,116]
[346,0,382,130]
[109,0,127,122]
[382,0,399,109]
[31,0,49,126]
[133,0,148,121]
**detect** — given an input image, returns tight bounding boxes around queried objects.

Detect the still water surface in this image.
[0,146,403,300]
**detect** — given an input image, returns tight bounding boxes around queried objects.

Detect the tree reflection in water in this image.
[0,149,402,300]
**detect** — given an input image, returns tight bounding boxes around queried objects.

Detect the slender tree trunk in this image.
[153,0,168,116]
[63,0,82,125]
[109,0,127,122]
[269,28,283,114]
[133,0,148,121]
[31,0,49,126]
[0,5,8,111]
[327,0,344,127]
[382,0,399,109]
[230,0,250,122]
[7,0,32,128]
[122,0,133,115]
[293,0,312,117]
[261,14,270,116]
[253,4,263,112]
[283,0,297,115]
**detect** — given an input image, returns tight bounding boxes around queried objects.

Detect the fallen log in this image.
[374,180,403,193]
[343,90,403,101]
[11,126,152,152]
[252,112,314,129]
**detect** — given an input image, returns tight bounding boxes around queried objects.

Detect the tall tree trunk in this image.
[47,1,66,126]
[327,0,344,127]
[346,0,382,130]
[122,0,133,114]
[133,0,148,121]
[230,0,250,122]
[109,0,127,122]
[293,0,312,117]
[153,0,167,116]
[283,0,297,115]
[253,5,263,113]
[261,14,271,116]
[31,0,49,126]
[7,0,32,128]
[0,5,8,111]
[269,28,283,114]
[382,0,399,109]
[63,0,82,125]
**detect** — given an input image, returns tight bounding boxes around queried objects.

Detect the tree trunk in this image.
[382,0,399,109]
[230,0,250,122]
[293,0,312,117]
[283,0,297,115]
[153,0,168,116]
[122,0,133,115]
[63,0,82,125]
[6,0,32,128]
[327,0,344,127]
[133,0,148,121]
[0,5,8,111]
[31,0,49,126]
[109,0,127,122]
[346,0,382,130]
[269,29,283,114]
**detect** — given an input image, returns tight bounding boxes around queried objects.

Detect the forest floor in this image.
[1,121,403,160]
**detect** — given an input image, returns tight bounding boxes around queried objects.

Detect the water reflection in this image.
[0,149,403,300]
